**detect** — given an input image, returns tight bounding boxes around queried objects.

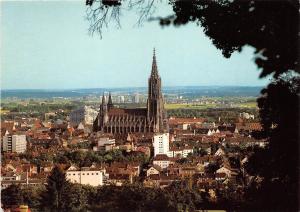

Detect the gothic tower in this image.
[96,93,108,131]
[107,92,114,110]
[147,49,168,132]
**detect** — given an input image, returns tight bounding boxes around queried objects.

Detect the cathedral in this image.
[93,49,168,134]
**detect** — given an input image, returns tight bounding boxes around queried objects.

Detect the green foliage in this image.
[165,180,203,211]
[62,184,88,212]
[2,184,24,208]
[21,185,45,210]
[62,149,147,167]
[88,184,175,211]
[167,107,258,122]
[40,166,69,211]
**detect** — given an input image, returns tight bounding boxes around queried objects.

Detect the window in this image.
[87,173,89,175]
[73,174,75,176]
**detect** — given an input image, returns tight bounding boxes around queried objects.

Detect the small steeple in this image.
[151,48,159,77]
[101,92,106,105]
[107,92,113,110]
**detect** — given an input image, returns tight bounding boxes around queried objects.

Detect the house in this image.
[146,165,162,177]
[216,166,233,178]
[1,172,22,181]
[179,166,196,178]
[215,173,227,181]
[1,179,45,190]
[168,146,194,158]
[106,162,141,177]
[144,174,178,188]
[214,147,225,156]
[108,174,133,186]
[153,154,170,169]
[135,146,151,158]
[168,117,204,130]
[96,137,116,151]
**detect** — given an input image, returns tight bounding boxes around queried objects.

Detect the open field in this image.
[233,102,258,108]
[165,103,217,110]
[165,102,258,110]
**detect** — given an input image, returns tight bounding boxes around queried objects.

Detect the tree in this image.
[62,184,88,211]
[1,184,24,208]
[245,76,299,210]
[40,165,69,211]
[21,185,45,210]
[88,184,174,211]
[165,180,203,210]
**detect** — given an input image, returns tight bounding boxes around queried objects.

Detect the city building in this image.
[96,137,116,151]
[66,165,105,186]
[133,93,140,103]
[2,134,27,153]
[93,49,169,134]
[153,154,170,169]
[70,106,98,126]
[168,146,194,158]
[117,95,125,103]
[153,133,169,156]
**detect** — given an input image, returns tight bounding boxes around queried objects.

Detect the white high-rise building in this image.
[117,96,125,103]
[153,133,169,156]
[133,93,140,103]
[70,106,98,126]
[2,134,27,153]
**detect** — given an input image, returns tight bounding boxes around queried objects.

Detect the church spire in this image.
[101,92,106,105]
[107,92,113,110]
[151,48,159,77]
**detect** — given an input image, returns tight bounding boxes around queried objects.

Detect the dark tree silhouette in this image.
[1,184,24,208]
[40,165,69,211]
[245,76,299,211]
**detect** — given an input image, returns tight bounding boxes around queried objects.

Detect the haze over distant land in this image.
[2,1,270,90]
[1,86,263,99]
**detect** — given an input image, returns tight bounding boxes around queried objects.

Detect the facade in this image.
[2,134,27,153]
[153,133,169,156]
[168,147,194,158]
[146,165,162,177]
[97,137,116,151]
[70,106,98,126]
[153,154,170,169]
[93,49,168,134]
[133,93,140,103]
[66,165,105,186]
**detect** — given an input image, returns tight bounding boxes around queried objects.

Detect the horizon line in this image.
[0,85,266,91]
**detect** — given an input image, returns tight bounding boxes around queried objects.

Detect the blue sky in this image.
[1,1,270,89]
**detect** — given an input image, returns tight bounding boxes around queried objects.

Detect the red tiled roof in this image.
[153,154,169,161]
[235,122,262,131]
[169,117,204,125]
[108,108,147,116]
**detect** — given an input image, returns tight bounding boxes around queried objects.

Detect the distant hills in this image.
[1,86,263,99]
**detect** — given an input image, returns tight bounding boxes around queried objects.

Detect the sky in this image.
[1,1,271,89]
